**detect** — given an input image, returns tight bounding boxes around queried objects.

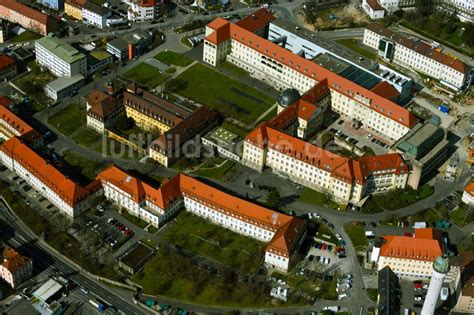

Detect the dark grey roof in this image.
[83,1,110,16]
[277,88,300,107]
[378,266,399,315]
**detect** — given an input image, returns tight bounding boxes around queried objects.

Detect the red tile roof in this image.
[1,0,50,25]
[0,55,15,71]
[0,96,12,107]
[65,0,87,8]
[0,103,35,137]
[180,173,306,256]
[370,81,400,101]
[366,23,468,74]
[206,16,417,128]
[0,137,93,206]
[414,228,442,240]
[380,234,442,262]
[97,165,182,209]
[464,182,474,197]
[297,100,318,121]
[236,8,276,33]
[2,246,31,274]
[366,0,384,11]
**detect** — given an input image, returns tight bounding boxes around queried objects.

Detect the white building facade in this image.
[125,0,159,22]
[363,23,470,91]
[35,37,87,77]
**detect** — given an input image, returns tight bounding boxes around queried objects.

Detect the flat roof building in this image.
[106,29,152,61]
[117,242,155,274]
[35,36,87,77]
[45,74,85,101]
[377,266,399,315]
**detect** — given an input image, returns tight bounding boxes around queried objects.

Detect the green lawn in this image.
[123,63,166,89]
[72,129,101,147]
[362,185,434,213]
[62,151,106,181]
[336,39,377,60]
[449,205,472,227]
[48,103,85,136]
[9,30,42,43]
[154,51,193,67]
[172,63,275,124]
[298,187,339,209]
[95,138,143,160]
[161,212,266,274]
[221,121,250,138]
[120,210,149,229]
[344,222,368,249]
[410,208,442,223]
[181,37,193,48]
[367,288,378,302]
[133,247,271,306]
[273,270,337,301]
[219,61,249,77]
[13,63,56,109]
[193,160,236,179]
[315,221,339,245]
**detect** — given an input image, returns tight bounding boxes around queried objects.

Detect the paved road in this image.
[0,199,152,315]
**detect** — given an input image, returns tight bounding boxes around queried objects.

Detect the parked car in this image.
[308,255,314,262]
[338,293,349,300]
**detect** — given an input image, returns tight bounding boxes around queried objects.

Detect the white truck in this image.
[413,222,427,228]
[323,306,340,312]
[365,231,375,237]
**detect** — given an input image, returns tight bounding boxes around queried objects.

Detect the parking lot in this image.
[400,279,429,312]
[326,117,394,156]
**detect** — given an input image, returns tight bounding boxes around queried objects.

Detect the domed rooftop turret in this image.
[433,255,450,274]
[277,88,300,108]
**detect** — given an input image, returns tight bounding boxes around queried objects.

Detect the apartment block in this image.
[125,0,161,22]
[82,1,111,29]
[65,0,86,20]
[96,167,307,272]
[0,137,100,217]
[0,0,56,35]
[363,23,471,91]
[35,36,87,77]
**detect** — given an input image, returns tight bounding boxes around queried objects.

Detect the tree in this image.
[415,0,434,16]
[462,23,474,47]
[267,188,282,209]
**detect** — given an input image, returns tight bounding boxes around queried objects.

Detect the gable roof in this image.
[235,8,276,33]
[179,173,306,257]
[1,0,50,25]
[371,81,400,101]
[0,103,35,136]
[97,165,182,209]
[366,0,384,11]
[464,182,474,197]
[206,15,417,128]
[2,246,31,274]
[380,234,442,262]
[0,137,92,206]
[366,23,468,74]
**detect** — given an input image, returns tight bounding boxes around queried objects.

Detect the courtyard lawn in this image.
[47,103,86,136]
[62,151,106,181]
[154,51,193,67]
[219,61,249,77]
[161,212,266,274]
[298,187,339,209]
[133,247,271,307]
[344,222,368,249]
[9,30,42,43]
[72,129,101,147]
[123,63,166,89]
[172,63,275,124]
[336,39,377,60]
[192,160,236,179]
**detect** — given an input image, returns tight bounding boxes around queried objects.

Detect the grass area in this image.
[120,210,149,229]
[48,103,86,136]
[0,180,48,235]
[95,138,143,160]
[449,205,472,227]
[273,270,337,301]
[72,129,101,147]
[219,61,249,77]
[123,63,166,89]
[320,131,334,146]
[181,37,193,48]
[62,151,106,181]
[171,64,275,124]
[134,246,271,306]
[336,39,377,60]
[258,106,277,123]
[315,221,339,245]
[410,208,442,223]
[362,185,434,213]
[298,187,339,209]
[13,63,56,109]
[221,121,250,138]
[192,160,236,179]
[161,212,266,274]
[147,225,158,234]
[367,288,378,303]
[154,51,193,67]
[344,222,368,249]
[9,30,42,43]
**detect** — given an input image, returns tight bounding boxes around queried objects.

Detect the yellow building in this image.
[124,83,189,134]
[65,0,86,20]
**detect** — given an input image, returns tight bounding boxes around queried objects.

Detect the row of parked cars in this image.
[337,274,353,300]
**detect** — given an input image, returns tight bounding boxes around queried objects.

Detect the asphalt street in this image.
[0,199,152,315]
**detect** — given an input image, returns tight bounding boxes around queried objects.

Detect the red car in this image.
[125,229,134,237]
[322,243,327,250]
[414,283,422,289]
[404,232,413,237]
[118,225,126,231]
